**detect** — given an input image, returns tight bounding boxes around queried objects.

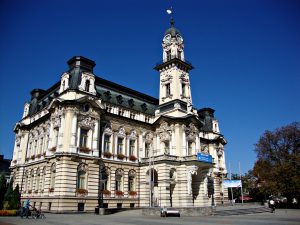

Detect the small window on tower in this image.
[85,80,90,92]
[166,83,171,97]
[182,83,186,96]
[166,50,171,61]
[177,50,181,60]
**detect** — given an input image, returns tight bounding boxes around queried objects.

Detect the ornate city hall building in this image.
[10,19,228,212]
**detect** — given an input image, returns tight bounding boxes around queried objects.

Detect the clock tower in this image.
[155,18,195,117]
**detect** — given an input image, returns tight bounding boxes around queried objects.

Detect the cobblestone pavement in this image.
[0,209,299,225]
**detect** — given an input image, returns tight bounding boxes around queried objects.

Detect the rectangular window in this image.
[78,203,84,212]
[129,140,135,156]
[116,175,121,191]
[117,137,123,154]
[104,134,110,152]
[80,129,88,147]
[164,142,170,154]
[166,83,171,97]
[166,50,171,61]
[177,50,181,60]
[182,83,186,96]
[145,143,150,157]
[188,142,193,155]
[129,177,134,191]
[145,116,150,123]
[118,109,124,116]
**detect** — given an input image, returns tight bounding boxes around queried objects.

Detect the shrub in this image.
[0,209,18,216]
[103,151,112,158]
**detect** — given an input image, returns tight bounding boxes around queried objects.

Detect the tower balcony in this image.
[154,56,194,71]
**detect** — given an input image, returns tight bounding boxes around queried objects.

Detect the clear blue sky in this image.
[0,0,299,174]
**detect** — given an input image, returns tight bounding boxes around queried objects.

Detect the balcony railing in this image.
[156,56,192,67]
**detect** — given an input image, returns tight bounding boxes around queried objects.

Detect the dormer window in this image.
[85,80,90,92]
[62,81,65,91]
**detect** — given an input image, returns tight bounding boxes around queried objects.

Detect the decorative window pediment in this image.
[78,115,95,129]
[185,123,198,141]
[158,121,172,142]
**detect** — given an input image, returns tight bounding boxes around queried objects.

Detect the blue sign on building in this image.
[197,152,213,163]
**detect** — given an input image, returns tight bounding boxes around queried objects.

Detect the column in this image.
[57,115,65,151]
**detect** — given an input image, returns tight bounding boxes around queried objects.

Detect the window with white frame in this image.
[80,128,89,148]
[54,128,59,147]
[117,137,123,154]
[103,134,111,152]
[145,142,150,157]
[39,137,43,154]
[85,80,90,92]
[188,141,193,155]
[164,141,170,154]
[36,169,40,191]
[128,170,136,192]
[166,83,171,97]
[115,169,123,191]
[129,140,135,156]
[77,165,87,190]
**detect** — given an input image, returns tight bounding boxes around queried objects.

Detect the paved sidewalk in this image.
[0,209,299,225]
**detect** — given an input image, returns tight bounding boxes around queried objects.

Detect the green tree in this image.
[3,179,20,210]
[0,173,7,209]
[253,122,300,204]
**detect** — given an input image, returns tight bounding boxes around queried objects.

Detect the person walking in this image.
[20,199,31,218]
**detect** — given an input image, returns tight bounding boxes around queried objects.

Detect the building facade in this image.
[10,19,228,212]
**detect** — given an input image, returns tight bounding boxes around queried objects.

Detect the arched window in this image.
[85,80,90,92]
[115,169,123,191]
[117,137,124,154]
[50,163,56,190]
[166,83,171,96]
[100,166,110,191]
[128,170,136,192]
[77,164,87,190]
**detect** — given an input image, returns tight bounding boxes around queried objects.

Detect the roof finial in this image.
[166,6,174,27]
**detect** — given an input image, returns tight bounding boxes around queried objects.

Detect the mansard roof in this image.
[25,57,159,117]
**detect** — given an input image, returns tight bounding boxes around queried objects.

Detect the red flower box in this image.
[115,190,124,197]
[76,188,88,194]
[49,188,54,192]
[128,191,137,196]
[50,146,56,152]
[101,190,111,196]
[129,155,137,161]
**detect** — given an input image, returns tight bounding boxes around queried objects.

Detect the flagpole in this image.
[229,163,234,205]
[239,162,244,205]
